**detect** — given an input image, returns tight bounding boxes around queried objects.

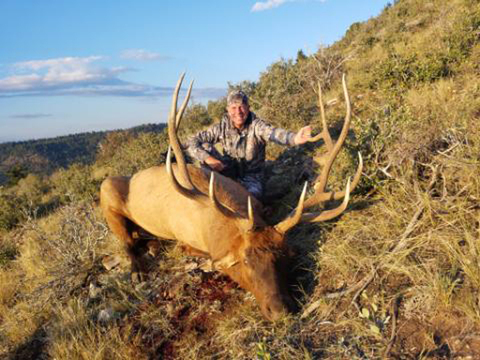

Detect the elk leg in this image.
[179,243,209,258]
[103,209,146,282]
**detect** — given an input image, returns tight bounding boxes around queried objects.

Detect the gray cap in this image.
[227,90,249,105]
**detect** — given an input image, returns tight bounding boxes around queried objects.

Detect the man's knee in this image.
[239,176,263,200]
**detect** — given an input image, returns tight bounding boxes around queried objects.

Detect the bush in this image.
[50,164,100,203]
[0,192,28,231]
[374,51,451,90]
[253,58,318,130]
[100,132,169,177]
[0,237,18,267]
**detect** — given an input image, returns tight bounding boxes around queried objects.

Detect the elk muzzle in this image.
[260,293,288,321]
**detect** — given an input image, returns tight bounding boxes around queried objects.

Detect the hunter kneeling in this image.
[186,90,314,201]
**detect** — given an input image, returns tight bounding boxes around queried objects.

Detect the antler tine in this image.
[274,182,308,234]
[301,177,351,223]
[303,73,354,209]
[176,79,194,128]
[247,196,255,228]
[307,81,334,151]
[166,146,200,199]
[309,152,363,203]
[209,172,240,219]
[168,73,196,191]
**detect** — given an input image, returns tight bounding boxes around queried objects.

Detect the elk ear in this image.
[212,252,239,270]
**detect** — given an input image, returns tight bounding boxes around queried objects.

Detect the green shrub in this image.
[50,164,100,203]
[0,192,28,231]
[0,237,18,268]
[100,132,169,177]
[252,57,321,130]
[177,103,213,137]
[374,51,451,90]
[444,6,480,63]
[207,98,227,122]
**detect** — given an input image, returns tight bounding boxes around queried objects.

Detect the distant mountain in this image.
[0,123,167,185]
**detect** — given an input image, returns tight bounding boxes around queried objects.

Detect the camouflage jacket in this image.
[186,112,296,179]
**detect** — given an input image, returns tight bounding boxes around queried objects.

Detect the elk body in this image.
[100,74,362,321]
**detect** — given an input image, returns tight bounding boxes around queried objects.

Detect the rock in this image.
[405,19,423,29]
[326,98,338,107]
[102,255,121,271]
[97,308,114,324]
[166,303,175,316]
[147,241,162,256]
[88,282,102,300]
[184,261,199,272]
[199,259,214,272]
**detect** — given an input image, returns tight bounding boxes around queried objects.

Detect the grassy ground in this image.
[1,0,480,358]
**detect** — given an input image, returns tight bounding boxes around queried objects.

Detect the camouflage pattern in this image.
[186,112,296,198]
[227,90,249,105]
[237,174,264,200]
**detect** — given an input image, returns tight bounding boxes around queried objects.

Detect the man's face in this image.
[227,101,250,129]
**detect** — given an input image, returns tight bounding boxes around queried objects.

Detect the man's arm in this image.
[203,156,225,172]
[185,123,225,171]
[254,119,313,146]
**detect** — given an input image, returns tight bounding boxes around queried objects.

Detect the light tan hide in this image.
[100,73,362,321]
[101,164,265,259]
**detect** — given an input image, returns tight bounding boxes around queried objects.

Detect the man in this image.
[186,90,313,200]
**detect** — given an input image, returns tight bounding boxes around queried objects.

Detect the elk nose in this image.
[262,299,287,321]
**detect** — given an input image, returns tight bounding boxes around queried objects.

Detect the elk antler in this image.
[306,81,334,151]
[167,73,197,193]
[275,74,363,234]
[166,74,255,227]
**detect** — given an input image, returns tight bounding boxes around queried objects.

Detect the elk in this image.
[100,73,362,321]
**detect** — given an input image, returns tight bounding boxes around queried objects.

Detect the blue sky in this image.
[0,0,390,143]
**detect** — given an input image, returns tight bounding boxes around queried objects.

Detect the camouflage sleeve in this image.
[253,119,296,146]
[185,123,222,162]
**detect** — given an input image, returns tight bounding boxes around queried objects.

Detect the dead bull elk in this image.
[100,73,362,321]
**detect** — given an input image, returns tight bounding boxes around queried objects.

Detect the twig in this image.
[389,165,438,253]
[384,295,401,358]
[349,266,376,309]
[323,271,374,300]
[379,161,394,179]
[437,142,460,156]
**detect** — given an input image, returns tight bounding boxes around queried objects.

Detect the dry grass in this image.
[1,140,478,360]
[1,0,480,358]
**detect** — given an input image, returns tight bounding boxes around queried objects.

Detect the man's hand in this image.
[294,125,313,145]
[205,156,225,172]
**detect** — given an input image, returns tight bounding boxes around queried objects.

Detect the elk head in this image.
[165,73,363,321]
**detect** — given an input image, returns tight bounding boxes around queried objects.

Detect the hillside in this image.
[1,0,479,358]
[0,123,167,186]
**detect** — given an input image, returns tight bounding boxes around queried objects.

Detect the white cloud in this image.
[1,56,131,92]
[14,56,104,71]
[120,49,169,61]
[0,56,137,96]
[251,0,289,12]
[0,56,225,99]
[251,0,325,12]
